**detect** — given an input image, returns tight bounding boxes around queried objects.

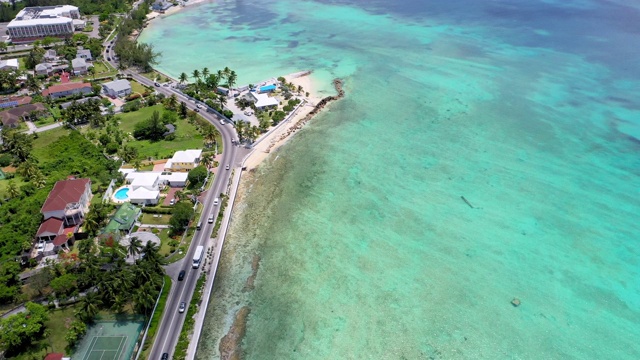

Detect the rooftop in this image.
[42,82,92,96]
[71,58,86,68]
[251,92,279,108]
[129,172,160,188]
[129,187,160,200]
[0,59,19,68]
[168,149,202,164]
[41,178,90,213]
[103,203,141,234]
[36,217,64,236]
[103,79,131,92]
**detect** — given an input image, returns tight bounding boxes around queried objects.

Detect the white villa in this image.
[0,59,19,71]
[165,149,203,172]
[126,172,160,205]
[248,92,279,110]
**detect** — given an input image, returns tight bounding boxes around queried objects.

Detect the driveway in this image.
[26,122,63,134]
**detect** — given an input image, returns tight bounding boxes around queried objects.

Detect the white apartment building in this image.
[8,5,80,43]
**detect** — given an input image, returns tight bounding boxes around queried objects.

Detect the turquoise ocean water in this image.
[139,0,640,358]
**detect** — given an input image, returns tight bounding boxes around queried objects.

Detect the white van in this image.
[213,197,219,206]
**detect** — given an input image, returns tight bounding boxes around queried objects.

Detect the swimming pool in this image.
[114,187,130,201]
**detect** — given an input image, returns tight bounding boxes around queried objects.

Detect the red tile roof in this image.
[52,234,69,246]
[44,353,64,360]
[41,178,91,213]
[42,82,91,96]
[36,217,64,237]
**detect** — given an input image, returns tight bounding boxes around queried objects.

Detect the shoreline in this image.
[209,77,345,359]
[145,0,210,21]
[242,74,344,170]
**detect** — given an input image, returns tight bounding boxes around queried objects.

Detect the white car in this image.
[196,104,204,109]
[220,119,225,125]
[36,243,45,253]
[244,110,253,116]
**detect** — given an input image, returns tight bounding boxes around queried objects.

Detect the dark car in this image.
[194,108,200,112]
[178,270,186,281]
[154,82,160,87]
[161,353,169,360]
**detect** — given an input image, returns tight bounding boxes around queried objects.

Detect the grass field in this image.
[31,126,73,160]
[140,213,171,225]
[117,105,160,133]
[130,80,148,95]
[10,306,77,360]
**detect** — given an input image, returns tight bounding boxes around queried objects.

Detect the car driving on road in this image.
[178,270,185,281]
[178,301,186,313]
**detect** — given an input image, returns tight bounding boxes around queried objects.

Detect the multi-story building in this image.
[8,5,80,43]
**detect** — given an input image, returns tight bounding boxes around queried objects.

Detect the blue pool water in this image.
[114,188,130,201]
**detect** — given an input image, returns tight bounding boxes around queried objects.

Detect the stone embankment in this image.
[265,78,345,153]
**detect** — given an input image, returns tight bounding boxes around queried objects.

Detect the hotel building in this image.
[8,5,80,43]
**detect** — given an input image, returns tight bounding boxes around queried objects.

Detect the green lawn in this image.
[0,174,27,196]
[32,126,73,160]
[117,105,161,133]
[34,116,57,127]
[140,70,162,82]
[10,305,77,359]
[140,213,172,225]
[91,60,118,78]
[157,229,174,257]
[130,80,148,95]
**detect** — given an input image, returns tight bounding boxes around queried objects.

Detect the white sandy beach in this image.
[242,72,327,170]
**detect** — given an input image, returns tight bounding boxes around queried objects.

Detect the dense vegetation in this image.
[0,130,118,304]
[113,3,160,71]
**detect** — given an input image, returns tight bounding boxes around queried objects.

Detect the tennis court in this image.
[82,336,128,360]
[72,320,144,360]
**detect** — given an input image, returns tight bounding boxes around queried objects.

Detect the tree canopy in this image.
[187,165,207,188]
[0,302,48,354]
[169,202,194,235]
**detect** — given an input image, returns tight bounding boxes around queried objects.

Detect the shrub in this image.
[142,207,172,214]
[126,93,141,101]
[0,154,12,167]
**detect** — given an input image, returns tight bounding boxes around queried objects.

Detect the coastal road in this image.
[117,65,241,358]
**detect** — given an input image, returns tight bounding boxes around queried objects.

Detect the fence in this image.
[103,179,117,202]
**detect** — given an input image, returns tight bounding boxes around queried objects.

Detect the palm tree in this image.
[202,127,217,149]
[179,72,188,87]
[32,170,47,189]
[205,73,219,91]
[223,67,231,81]
[127,236,143,260]
[166,94,178,111]
[235,120,245,141]
[87,66,96,81]
[77,291,102,322]
[202,67,209,79]
[174,190,184,202]
[227,70,237,90]
[26,74,40,94]
[6,180,19,199]
[192,69,200,82]
[134,282,157,317]
[132,159,142,171]
[218,93,227,111]
[201,152,215,169]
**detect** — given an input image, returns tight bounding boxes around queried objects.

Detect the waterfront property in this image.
[103,79,132,98]
[42,82,93,99]
[8,5,80,43]
[248,92,279,110]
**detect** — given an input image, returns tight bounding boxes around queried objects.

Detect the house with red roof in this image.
[42,82,93,99]
[44,353,70,360]
[36,178,92,252]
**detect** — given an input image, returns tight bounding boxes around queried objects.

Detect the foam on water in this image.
[140,0,640,358]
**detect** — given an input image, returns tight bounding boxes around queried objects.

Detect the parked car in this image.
[244,110,253,116]
[169,198,175,206]
[178,270,186,281]
[178,301,186,313]
[36,243,44,253]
